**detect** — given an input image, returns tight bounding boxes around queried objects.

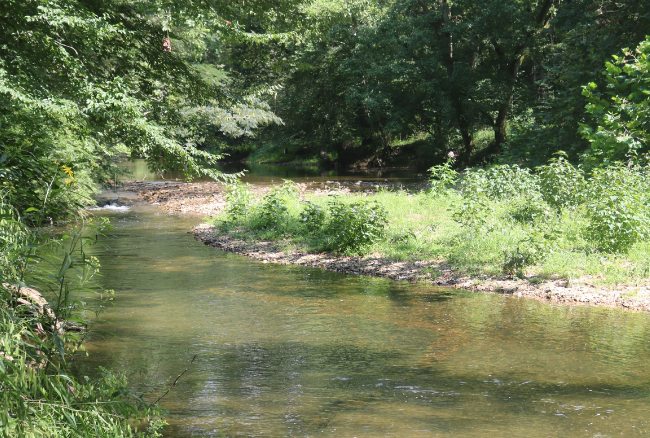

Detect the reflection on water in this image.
[119,159,422,186]
[78,199,650,437]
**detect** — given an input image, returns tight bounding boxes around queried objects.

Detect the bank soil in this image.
[122,181,650,313]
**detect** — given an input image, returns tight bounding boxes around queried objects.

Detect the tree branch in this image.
[153,354,197,405]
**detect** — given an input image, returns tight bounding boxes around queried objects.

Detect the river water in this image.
[78,187,650,437]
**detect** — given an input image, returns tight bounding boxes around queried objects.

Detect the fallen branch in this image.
[152,354,197,405]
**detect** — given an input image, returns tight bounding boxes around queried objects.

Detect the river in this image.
[77,173,650,437]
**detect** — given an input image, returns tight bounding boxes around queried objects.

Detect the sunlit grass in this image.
[209,186,650,286]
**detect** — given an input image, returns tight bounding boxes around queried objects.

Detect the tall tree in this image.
[0,0,290,216]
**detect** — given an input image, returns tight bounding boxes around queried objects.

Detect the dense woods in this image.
[2,0,650,218]
[227,0,650,168]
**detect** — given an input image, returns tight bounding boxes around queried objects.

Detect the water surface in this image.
[79,197,650,437]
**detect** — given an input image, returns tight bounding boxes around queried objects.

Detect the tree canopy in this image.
[2,0,650,217]
[220,0,650,168]
[0,0,291,216]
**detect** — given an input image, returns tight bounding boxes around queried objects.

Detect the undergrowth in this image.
[1,198,165,437]
[210,154,650,285]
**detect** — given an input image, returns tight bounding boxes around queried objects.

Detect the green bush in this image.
[584,165,650,252]
[537,153,586,212]
[428,152,458,197]
[460,165,540,201]
[272,179,299,197]
[502,247,537,278]
[299,201,326,234]
[255,193,288,230]
[454,165,541,228]
[324,198,388,254]
[507,197,553,225]
[580,37,650,166]
[224,182,255,221]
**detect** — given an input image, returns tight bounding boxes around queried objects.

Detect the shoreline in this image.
[120,181,650,313]
[191,224,650,312]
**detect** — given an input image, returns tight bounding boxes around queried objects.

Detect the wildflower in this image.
[61,165,77,185]
[447,151,455,159]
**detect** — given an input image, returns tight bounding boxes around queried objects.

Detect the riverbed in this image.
[77,192,650,437]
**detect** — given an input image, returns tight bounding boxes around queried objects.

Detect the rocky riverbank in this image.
[121,181,650,313]
[192,224,650,312]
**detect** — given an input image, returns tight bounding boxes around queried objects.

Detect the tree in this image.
[0,0,289,217]
[580,36,650,166]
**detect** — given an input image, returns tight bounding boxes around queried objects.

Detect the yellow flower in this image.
[62,165,77,185]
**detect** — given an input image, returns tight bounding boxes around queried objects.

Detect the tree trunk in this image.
[489,54,522,155]
[493,105,509,151]
[451,90,474,162]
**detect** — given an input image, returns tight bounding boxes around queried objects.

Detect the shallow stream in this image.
[78,191,650,437]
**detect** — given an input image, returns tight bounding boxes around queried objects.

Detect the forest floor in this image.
[121,180,650,313]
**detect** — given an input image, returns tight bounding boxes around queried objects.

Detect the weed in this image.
[299,201,326,233]
[428,152,458,197]
[256,193,288,230]
[324,198,388,254]
[225,182,254,221]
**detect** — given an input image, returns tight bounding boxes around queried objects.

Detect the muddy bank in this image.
[120,181,650,313]
[191,225,650,313]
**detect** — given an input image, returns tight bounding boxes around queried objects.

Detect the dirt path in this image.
[122,181,650,313]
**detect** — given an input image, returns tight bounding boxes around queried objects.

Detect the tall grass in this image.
[210,156,650,286]
[1,198,164,438]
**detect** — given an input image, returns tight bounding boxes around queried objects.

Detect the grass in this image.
[1,202,165,437]
[209,176,650,287]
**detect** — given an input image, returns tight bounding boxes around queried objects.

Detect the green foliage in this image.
[256,194,289,230]
[210,165,650,283]
[0,0,288,219]
[271,180,300,198]
[324,198,388,254]
[580,37,650,165]
[224,182,254,221]
[502,247,537,278]
[428,153,459,197]
[508,197,553,226]
[454,164,539,228]
[584,165,650,252]
[537,153,586,212]
[299,201,326,234]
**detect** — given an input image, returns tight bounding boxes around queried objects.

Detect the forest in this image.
[2,0,650,436]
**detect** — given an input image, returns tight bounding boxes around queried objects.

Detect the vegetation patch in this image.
[190,155,650,312]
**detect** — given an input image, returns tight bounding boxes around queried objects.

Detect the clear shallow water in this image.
[78,197,650,437]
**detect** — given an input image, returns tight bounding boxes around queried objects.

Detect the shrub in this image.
[256,193,288,230]
[299,201,326,233]
[272,179,299,197]
[225,182,255,220]
[537,153,586,212]
[324,198,388,254]
[460,165,540,201]
[584,165,650,252]
[508,197,553,225]
[428,152,458,197]
[502,247,537,278]
[454,165,541,228]
[579,37,650,166]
